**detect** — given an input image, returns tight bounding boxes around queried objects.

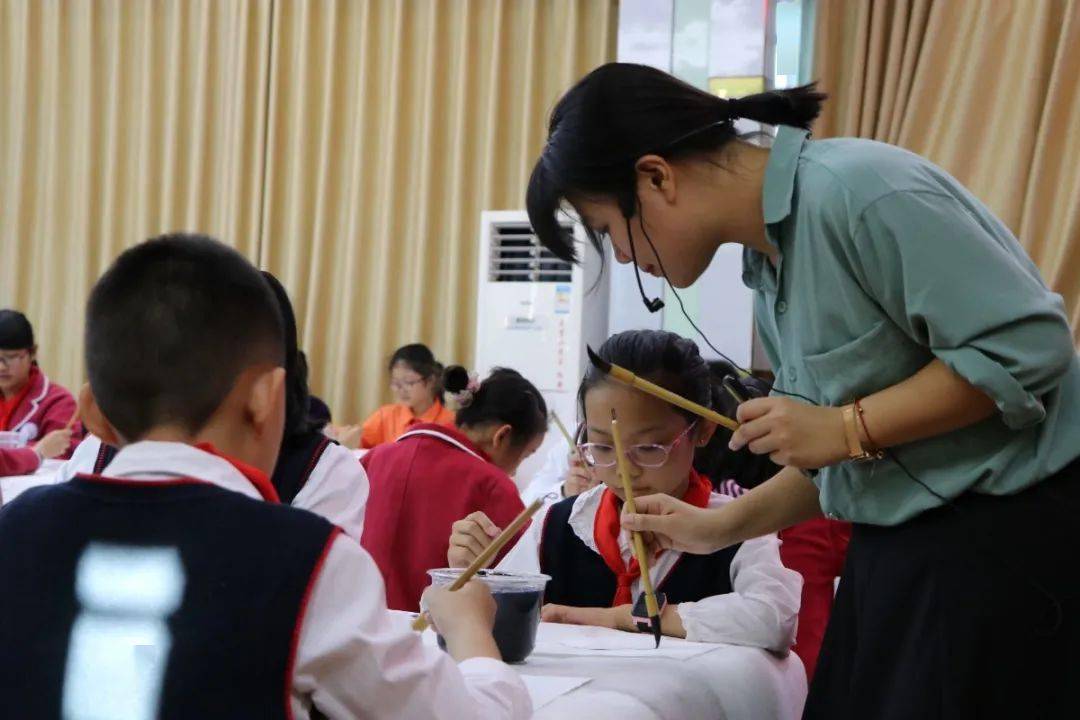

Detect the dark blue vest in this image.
[539,494,741,607]
[0,476,336,719]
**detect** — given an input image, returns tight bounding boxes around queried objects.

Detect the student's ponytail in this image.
[692,360,780,490]
[446,366,548,446]
[527,62,826,261]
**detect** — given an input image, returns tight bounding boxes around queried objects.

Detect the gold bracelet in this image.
[841,404,878,462]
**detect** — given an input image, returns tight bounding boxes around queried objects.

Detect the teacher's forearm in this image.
[858,359,996,450]
[714,466,823,546]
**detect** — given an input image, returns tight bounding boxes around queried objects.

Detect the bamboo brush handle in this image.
[412,498,544,632]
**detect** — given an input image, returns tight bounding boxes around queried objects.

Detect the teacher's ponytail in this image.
[724,83,826,131]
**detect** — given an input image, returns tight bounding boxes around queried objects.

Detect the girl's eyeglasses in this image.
[578,421,697,469]
[0,351,29,368]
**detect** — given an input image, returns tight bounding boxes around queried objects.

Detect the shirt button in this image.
[827,512,840,520]
[776,300,788,314]
[787,368,797,383]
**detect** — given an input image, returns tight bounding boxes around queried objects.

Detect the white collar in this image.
[567,484,608,554]
[396,427,485,462]
[10,374,49,433]
[93,441,263,501]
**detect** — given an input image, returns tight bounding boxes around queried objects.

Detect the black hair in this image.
[0,310,35,350]
[262,271,312,439]
[527,62,826,261]
[389,343,444,403]
[578,330,780,490]
[578,330,711,425]
[85,234,285,441]
[307,395,332,431]
[446,366,548,447]
[693,360,780,489]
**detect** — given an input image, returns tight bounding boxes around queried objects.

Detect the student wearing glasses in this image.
[345,343,456,450]
[448,331,801,649]
[0,310,81,476]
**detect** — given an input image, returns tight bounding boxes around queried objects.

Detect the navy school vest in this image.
[539,494,742,607]
[0,476,337,719]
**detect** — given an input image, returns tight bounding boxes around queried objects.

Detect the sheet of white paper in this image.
[533,623,716,660]
[522,675,591,709]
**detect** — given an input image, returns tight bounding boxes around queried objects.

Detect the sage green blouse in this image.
[744,127,1080,525]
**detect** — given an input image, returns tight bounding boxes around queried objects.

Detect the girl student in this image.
[449,330,802,651]
[341,343,456,449]
[0,310,81,461]
[360,365,548,611]
[528,62,1080,717]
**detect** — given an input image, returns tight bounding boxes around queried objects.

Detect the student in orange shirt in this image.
[350,344,455,449]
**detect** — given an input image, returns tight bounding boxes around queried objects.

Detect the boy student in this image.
[0,235,530,719]
[54,272,369,541]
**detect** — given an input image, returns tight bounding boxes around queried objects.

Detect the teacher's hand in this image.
[621,494,727,555]
[729,397,847,469]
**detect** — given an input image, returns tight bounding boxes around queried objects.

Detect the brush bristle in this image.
[586,345,611,374]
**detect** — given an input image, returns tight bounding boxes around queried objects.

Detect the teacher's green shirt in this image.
[744,127,1080,525]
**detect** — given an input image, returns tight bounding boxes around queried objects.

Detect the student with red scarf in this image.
[450,331,801,649]
[0,310,80,476]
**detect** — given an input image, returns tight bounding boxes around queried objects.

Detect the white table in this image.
[0,460,63,506]
[422,619,806,720]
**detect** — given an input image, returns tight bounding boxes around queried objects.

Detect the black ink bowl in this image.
[427,568,551,664]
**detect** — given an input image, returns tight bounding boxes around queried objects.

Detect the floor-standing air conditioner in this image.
[473,210,609,490]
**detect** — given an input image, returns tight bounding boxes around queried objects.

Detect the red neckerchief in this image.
[593,469,713,607]
[0,366,39,431]
[195,442,281,503]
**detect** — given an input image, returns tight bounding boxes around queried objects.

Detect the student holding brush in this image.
[361,365,548,612]
[526,62,1080,718]
[449,331,801,651]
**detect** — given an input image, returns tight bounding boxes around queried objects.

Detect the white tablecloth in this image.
[424,620,807,720]
[0,460,62,506]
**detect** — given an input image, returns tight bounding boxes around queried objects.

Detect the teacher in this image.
[526,63,1080,718]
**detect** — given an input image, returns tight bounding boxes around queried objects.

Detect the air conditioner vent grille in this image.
[488,222,573,283]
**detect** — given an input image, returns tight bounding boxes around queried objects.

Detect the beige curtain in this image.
[812,0,1080,340]
[0,0,617,421]
[258,0,617,422]
[0,0,272,386]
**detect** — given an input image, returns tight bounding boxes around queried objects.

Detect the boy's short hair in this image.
[85,234,285,441]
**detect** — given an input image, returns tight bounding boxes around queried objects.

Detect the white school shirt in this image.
[101,441,532,720]
[54,434,369,540]
[519,443,571,506]
[497,483,802,653]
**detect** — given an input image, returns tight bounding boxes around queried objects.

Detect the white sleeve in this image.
[52,434,103,483]
[674,498,802,653]
[293,536,532,720]
[519,444,569,505]
[292,443,369,540]
[493,502,550,576]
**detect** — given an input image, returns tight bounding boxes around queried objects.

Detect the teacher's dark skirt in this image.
[804,457,1080,720]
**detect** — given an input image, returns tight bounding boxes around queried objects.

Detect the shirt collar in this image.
[762,126,808,225]
[397,422,492,463]
[417,399,446,423]
[93,441,272,501]
[742,126,809,292]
